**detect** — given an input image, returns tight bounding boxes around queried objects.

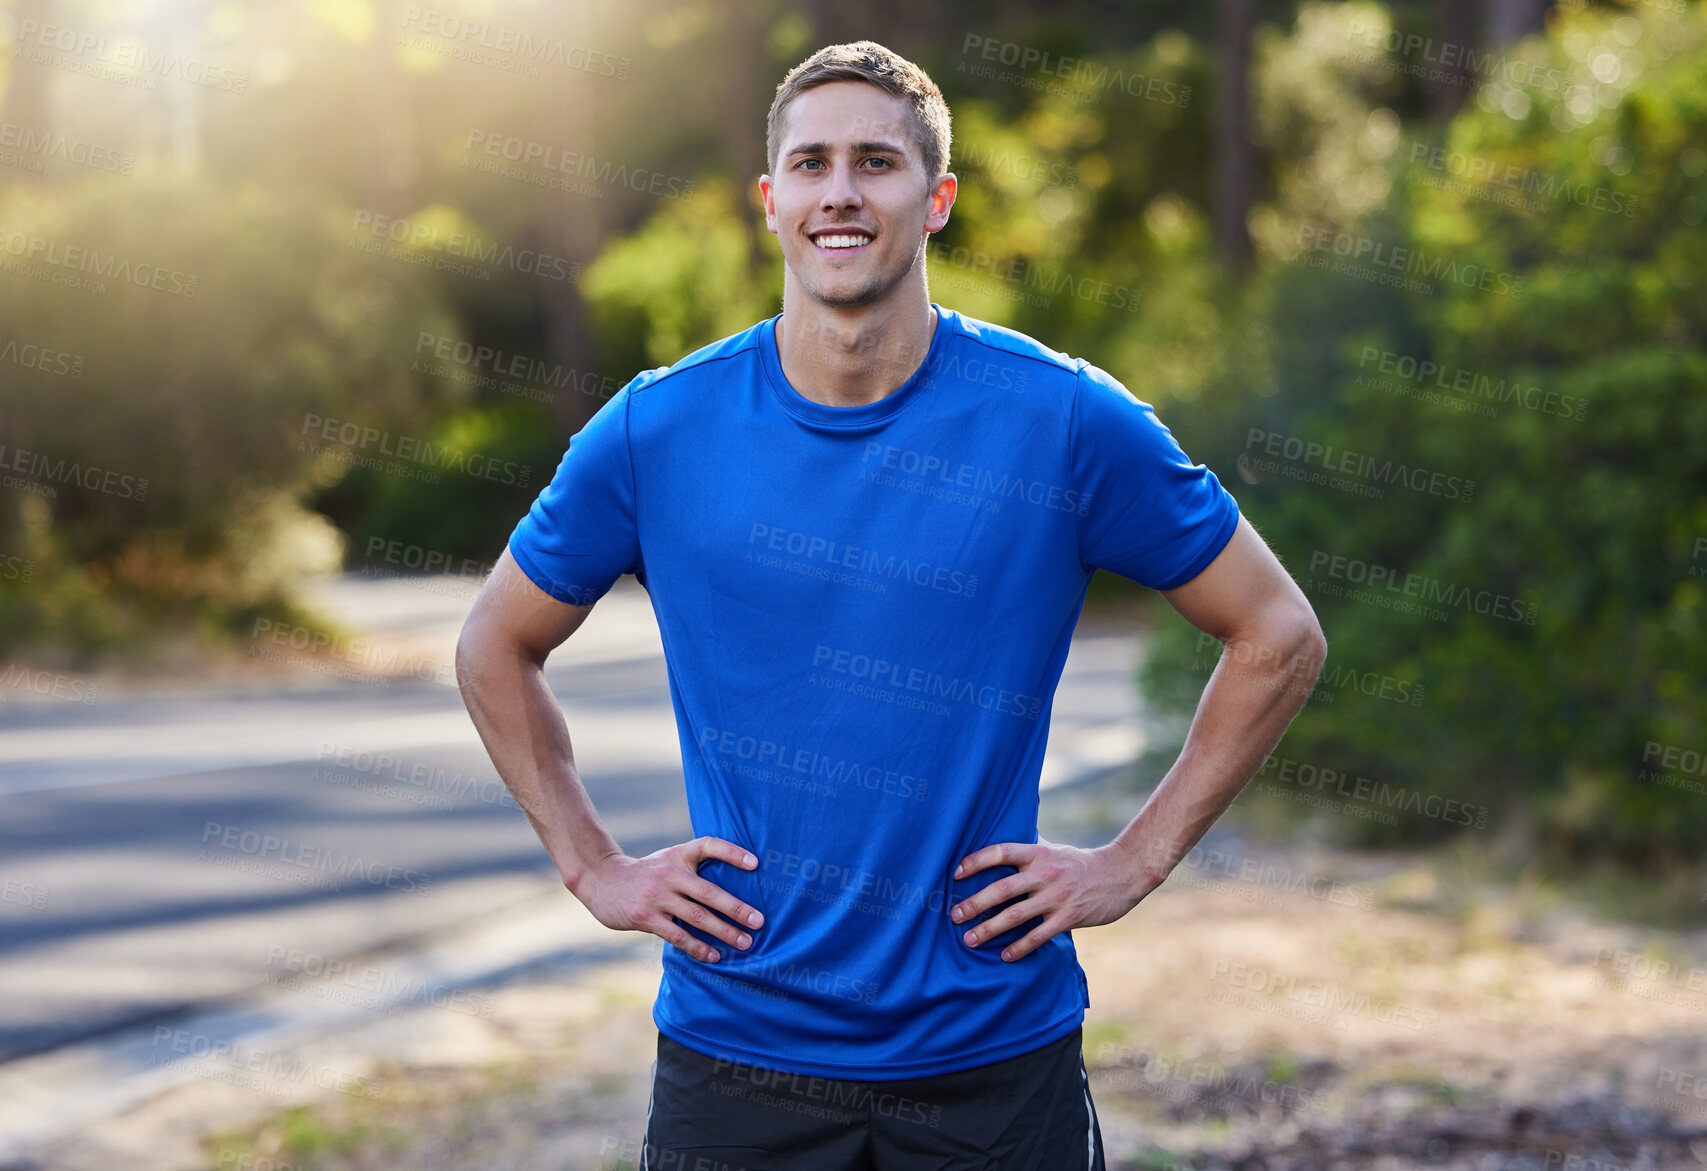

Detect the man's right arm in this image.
[455,549,764,963]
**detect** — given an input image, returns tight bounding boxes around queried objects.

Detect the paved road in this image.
[0,575,1146,1065]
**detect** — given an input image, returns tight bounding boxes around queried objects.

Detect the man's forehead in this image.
[780,82,915,150]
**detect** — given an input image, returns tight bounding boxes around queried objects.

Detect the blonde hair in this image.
[767,41,952,179]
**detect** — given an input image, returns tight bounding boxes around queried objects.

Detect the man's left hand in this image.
[950,839,1152,962]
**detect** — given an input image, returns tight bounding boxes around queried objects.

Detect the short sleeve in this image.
[1072,365,1239,590]
[507,383,641,605]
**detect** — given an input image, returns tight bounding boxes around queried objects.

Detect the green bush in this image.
[1140,5,1707,872]
[0,172,459,663]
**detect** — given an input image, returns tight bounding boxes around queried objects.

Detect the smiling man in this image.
[457,41,1325,1170]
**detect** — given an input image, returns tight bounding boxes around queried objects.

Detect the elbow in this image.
[1293,603,1328,683]
[454,612,489,698]
[1233,597,1325,684]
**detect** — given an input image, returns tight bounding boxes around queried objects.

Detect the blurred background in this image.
[1,0,1705,1168]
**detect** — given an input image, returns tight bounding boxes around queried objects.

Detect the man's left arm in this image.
[951,515,1327,961]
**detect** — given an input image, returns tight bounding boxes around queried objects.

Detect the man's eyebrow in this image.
[785,139,910,158]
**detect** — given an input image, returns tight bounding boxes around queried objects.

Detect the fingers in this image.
[651,915,724,964]
[644,894,755,964]
[950,867,1039,925]
[959,891,1047,950]
[686,835,759,871]
[665,891,756,952]
[685,874,765,930]
[953,841,1032,880]
[997,913,1069,962]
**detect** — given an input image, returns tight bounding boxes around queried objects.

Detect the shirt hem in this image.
[506,537,609,607]
[1149,496,1241,592]
[651,1005,1087,1082]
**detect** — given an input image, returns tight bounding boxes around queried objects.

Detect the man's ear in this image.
[758,174,779,235]
[925,173,957,235]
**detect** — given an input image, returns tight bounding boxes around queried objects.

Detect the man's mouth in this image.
[809,228,875,254]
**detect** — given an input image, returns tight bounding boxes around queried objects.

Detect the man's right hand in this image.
[574,835,765,964]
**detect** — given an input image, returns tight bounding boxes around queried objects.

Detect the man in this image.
[457,40,1326,1170]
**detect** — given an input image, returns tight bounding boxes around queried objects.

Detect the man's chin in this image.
[796,272,898,310]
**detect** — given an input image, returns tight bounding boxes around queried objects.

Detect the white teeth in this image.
[815,234,871,249]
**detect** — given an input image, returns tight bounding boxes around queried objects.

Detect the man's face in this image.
[760,81,954,309]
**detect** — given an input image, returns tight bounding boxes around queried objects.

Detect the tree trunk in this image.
[1486,0,1549,46]
[1212,0,1254,274]
[536,4,601,437]
[1429,0,1481,121]
[0,0,54,187]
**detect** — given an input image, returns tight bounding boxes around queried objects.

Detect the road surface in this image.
[0,574,1147,1067]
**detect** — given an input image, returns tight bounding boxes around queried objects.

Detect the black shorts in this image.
[636,1026,1105,1170]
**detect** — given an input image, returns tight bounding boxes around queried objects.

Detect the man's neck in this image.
[774,284,938,409]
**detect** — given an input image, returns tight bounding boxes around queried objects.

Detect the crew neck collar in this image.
[760,304,953,430]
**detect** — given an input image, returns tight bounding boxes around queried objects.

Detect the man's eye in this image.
[800,159,824,170]
[865,157,891,169]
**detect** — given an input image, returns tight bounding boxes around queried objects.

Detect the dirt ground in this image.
[31,782,1707,1171]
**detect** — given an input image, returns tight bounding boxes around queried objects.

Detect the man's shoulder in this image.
[937,308,1126,409]
[626,318,770,399]
[938,309,1104,388]
[940,309,1076,370]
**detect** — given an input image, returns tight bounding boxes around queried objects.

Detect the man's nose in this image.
[821,161,863,211]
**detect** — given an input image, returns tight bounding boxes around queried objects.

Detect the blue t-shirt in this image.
[508,305,1238,1080]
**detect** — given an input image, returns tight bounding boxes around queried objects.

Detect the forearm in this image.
[457,640,620,895]
[1111,613,1325,892]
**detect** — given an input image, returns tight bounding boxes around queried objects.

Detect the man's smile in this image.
[809,227,876,255]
